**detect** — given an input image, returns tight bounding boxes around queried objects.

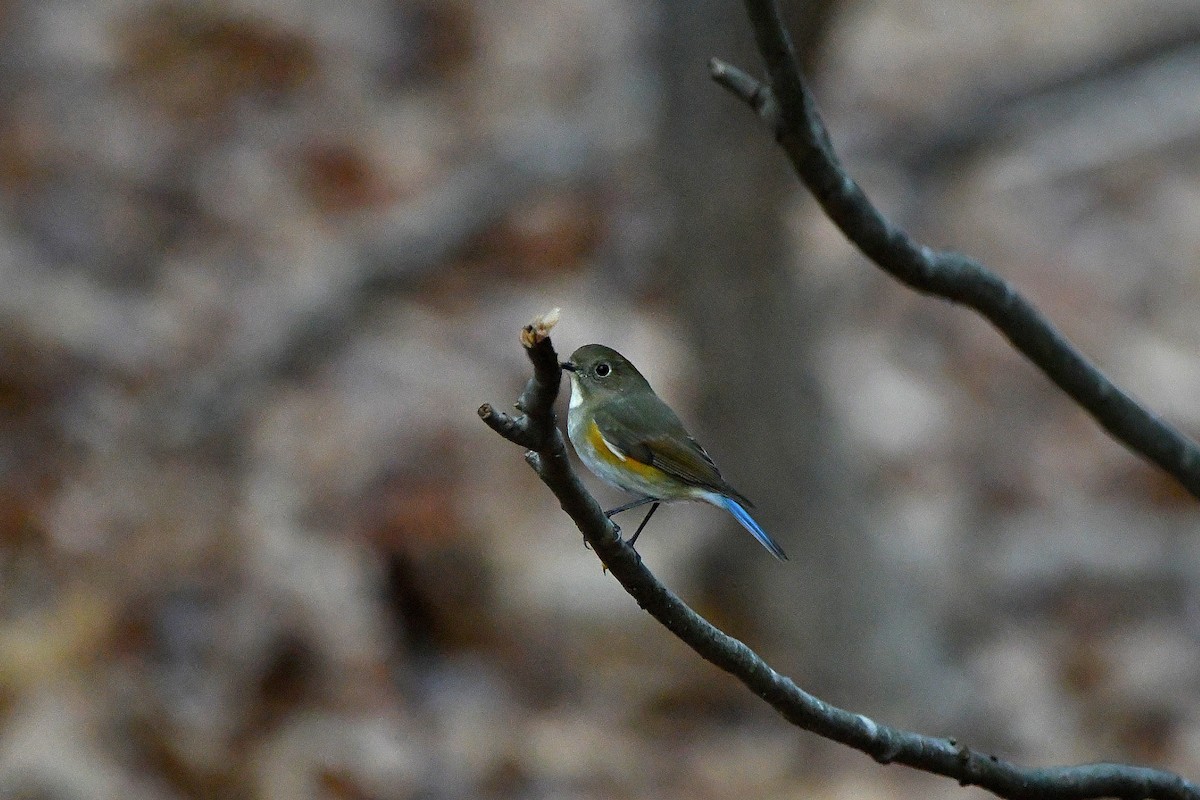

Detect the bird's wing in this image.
[592,398,753,506]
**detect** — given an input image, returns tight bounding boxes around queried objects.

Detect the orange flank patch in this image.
[586,421,664,480]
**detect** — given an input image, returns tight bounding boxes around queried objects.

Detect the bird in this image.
[560,343,787,560]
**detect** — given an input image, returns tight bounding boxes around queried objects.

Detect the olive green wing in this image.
[592,396,753,506]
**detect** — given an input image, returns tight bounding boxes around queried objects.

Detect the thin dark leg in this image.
[626,502,660,547]
[604,495,657,518]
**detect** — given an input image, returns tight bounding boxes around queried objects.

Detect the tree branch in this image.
[710,0,1200,502]
[481,313,1199,800]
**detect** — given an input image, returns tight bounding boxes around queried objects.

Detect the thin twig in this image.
[481,313,1199,800]
[711,0,1200,501]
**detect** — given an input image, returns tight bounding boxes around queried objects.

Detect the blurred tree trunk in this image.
[654,0,908,705]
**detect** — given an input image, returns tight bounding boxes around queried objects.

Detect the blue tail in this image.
[713,495,788,561]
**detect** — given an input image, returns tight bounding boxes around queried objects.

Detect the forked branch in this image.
[480,312,1198,800]
[711,0,1200,500]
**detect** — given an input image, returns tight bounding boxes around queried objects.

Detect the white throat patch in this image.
[568,374,583,410]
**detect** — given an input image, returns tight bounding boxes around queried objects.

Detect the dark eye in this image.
[594,362,611,378]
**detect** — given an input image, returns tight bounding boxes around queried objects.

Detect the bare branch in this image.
[711,0,1200,501]
[481,314,1199,800]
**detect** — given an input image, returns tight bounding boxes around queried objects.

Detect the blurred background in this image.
[3,0,1200,798]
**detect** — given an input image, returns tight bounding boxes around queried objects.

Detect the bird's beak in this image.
[560,361,577,372]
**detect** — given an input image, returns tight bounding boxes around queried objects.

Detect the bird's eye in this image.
[595,362,611,378]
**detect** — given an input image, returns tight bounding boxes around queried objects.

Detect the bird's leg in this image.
[602,495,656,534]
[625,502,660,548]
[604,495,657,518]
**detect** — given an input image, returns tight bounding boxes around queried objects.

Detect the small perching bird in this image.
[561,344,787,560]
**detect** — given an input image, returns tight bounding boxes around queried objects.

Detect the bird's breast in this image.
[569,416,687,499]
